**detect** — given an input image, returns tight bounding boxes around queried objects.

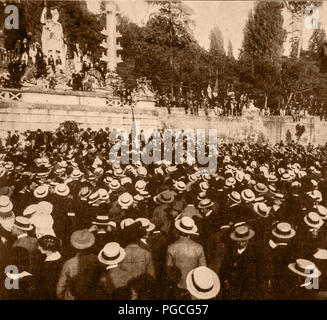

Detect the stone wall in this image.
[0,88,326,145]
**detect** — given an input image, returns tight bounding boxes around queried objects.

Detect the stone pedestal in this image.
[135,95,156,110]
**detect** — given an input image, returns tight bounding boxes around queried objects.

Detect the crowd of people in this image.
[0,124,327,300]
[0,35,113,91]
[157,90,327,121]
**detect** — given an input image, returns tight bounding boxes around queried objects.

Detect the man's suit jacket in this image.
[119,241,156,284]
[167,236,206,289]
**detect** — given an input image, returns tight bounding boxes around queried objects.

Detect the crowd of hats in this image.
[2,128,327,299]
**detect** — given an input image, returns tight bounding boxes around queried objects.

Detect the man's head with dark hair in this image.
[38,235,61,253]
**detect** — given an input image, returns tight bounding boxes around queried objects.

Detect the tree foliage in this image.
[4,0,104,59]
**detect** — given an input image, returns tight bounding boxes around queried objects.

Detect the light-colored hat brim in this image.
[0,203,13,214]
[55,190,70,197]
[175,219,198,234]
[304,216,324,228]
[98,247,126,265]
[71,238,95,250]
[14,224,33,231]
[33,190,49,198]
[241,191,255,202]
[198,202,214,209]
[227,194,241,204]
[288,263,321,278]
[186,268,220,300]
[153,195,174,205]
[230,229,255,241]
[272,228,296,239]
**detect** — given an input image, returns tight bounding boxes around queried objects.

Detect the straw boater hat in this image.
[104,176,113,185]
[33,185,49,199]
[137,167,147,177]
[0,196,13,215]
[135,218,155,232]
[54,167,65,176]
[241,189,255,202]
[309,190,322,202]
[54,184,70,197]
[188,174,198,182]
[98,188,109,201]
[109,179,120,191]
[135,180,147,193]
[288,259,321,278]
[304,212,324,228]
[139,189,150,198]
[71,169,83,179]
[58,160,68,168]
[268,174,278,183]
[121,177,132,186]
[70,230,95,250]
[225,177,236,187]
[235,171,244,183]
[14,216,33,231]
[186,266,220,300]
[153,190,174,205]
[92,215,110,226]
[272,222,296,239]
[230,225,255,241]
[175,216,198,235]
[113,168,125,178]
[315,205,327,220]
[79,187,92,200]
[174,181,186,193]
[118,192,134,209]
[94,167,104,177]
[253,202,270,218]
[154,167,164,175]
[88,192,101,204]
[134,194,144,202]
[199,182,209,192]
[281,173,292,181]
[254,183,268,194]
[98,242,126,266]
[227,191,241,204]
[120,218,135,230]
[198,199,214,209]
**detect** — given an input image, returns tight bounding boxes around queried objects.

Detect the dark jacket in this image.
[219,244,258,300]
[56,252,101,300]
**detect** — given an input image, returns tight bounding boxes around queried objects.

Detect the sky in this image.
[86,0,327,58]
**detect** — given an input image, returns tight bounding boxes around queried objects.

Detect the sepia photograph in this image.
[0,0,327,308]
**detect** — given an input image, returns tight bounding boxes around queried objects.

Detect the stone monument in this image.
[40,6,67,66]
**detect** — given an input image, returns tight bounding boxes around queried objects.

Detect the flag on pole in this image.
[213,78,219,97]
[207,84,212,99]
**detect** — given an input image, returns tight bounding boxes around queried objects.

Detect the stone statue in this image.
[135,77,155,97]
[40,6,67,66]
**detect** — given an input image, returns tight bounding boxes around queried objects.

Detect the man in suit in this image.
[56,230,100,300]
[166,216,206,290]
[11,216,43,280]
[219,225,258,300]
[119,221,156,285]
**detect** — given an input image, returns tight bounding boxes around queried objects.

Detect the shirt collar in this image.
[17,233,28,239]
[106,264,118,270]
[237,247,247,255]
[45,251,61,262]
[140,238,147,245]
[205,210,213,217]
